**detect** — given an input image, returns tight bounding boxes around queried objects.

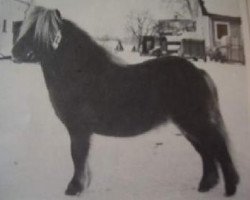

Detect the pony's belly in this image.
[94,125,155,137]
[94,113,168,137]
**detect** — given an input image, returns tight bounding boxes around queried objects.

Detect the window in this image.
[215,22,230,40]
[2,19,7,33]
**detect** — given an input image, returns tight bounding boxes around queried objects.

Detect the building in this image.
[197,0,244,63]
[154,0,244,63]
[0,0,30,56]
[197,0,242,48]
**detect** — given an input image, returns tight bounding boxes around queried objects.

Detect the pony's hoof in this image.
[65,181,83,196]
[198,173,219,192]
[225,184,237,197]
[224,174,239,197]
[224,170,239,197]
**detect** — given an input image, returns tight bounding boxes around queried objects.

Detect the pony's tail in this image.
[201,70,228,139]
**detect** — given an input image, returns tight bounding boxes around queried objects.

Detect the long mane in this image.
[17,6,122,66]
[18,6,62,49]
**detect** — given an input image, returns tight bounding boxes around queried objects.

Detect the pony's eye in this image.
[27,50,34,58]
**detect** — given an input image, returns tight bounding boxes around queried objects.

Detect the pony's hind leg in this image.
[198,151,219,192]
[211,129,239,196]
[206,107,239,196]
[178,125,219,192]
[175,113,239,196]
[184,131,219,192]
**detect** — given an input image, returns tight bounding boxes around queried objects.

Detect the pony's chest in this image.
[45,79,99,125]
[42,67,101,119]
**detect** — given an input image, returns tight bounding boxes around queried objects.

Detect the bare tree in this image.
[125,10,156,51]
[153,21,166,36]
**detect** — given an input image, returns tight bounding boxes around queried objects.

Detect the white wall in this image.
[201,16,212,49]
[195,3,212,50]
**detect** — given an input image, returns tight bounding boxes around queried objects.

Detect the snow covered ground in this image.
[0,50,249,200]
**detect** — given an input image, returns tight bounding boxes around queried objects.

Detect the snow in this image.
[0,49,249,200]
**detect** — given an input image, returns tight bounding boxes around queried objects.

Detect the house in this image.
[197,0,242,48]
[154,0,244,63]
[197,0,244,63]
[0,0,30,56]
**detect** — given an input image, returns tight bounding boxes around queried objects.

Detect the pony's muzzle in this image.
[11,56,23,63]
[11,50,36,63]
[11,47,23,63]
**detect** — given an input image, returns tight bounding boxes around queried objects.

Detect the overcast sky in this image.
[34,0,240,38]
[35,0,169,37]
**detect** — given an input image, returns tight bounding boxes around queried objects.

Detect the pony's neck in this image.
[56,20,116,71]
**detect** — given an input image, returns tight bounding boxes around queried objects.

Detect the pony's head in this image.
[12,6,63,62]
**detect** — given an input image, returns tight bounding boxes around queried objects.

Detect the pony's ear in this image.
[55,9,62,20]
[52,30,62,50]
[52,9,62,50]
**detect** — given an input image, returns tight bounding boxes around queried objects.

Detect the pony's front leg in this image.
[65,129,91,196]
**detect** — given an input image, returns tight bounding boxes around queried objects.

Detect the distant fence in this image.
[179,39,206,61]
[209,37,245,64]
[140,36,207,61]
[226,45,245,64]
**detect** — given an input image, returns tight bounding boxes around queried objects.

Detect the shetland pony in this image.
[12,6,239,197]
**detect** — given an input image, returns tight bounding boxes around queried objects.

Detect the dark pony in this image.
[12,6,239,197]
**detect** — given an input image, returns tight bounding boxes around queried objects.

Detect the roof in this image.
[199,0,240,18]
[159,19,195,23]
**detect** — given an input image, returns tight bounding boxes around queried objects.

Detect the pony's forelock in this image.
[18,6,62,49]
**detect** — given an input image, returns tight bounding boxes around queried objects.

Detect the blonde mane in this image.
[18,6,62,49]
